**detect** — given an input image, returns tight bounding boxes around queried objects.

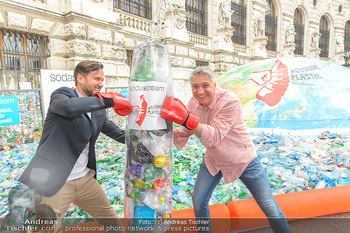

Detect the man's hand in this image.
[173,128,191,138]
[95,92,132,116]
[161,96,199,130]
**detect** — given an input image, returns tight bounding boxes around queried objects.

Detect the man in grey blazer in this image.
[19,60,131,232]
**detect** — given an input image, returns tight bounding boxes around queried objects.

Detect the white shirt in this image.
[66,89,91,181]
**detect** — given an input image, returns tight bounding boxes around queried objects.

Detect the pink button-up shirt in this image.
[174,88,257,183]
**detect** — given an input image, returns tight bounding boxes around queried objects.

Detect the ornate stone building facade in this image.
[0,0,349,103]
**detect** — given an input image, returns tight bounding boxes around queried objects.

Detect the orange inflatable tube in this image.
[228,185,350,230]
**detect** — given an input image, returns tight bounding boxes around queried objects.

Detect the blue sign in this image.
[120,90,128,98]
[0,96,20,127]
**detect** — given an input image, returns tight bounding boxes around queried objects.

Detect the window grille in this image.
[231,1,246,45]
[319,16,329,58]
[186,0,207,36]
[294,9,304,55]
[0,29,50,71]
[126,49,133,75]
[265,15,277,51]
[265,0,277,51]
[232,0,244,4]
[113,0,152,19]
[195,60,209,67]
[294,24,304,55]
[126,50,133,67]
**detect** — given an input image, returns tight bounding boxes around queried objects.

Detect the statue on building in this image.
[174,14,186,29]
[310,31,321,49]
[259,40,267,51]
[285,23,296,44]
[218,1,233,28]
[105,0,113,11]
[158,0,189,42]
[167,0,185,10]
[335,34,344,53]
[163,0,186,30]
[253,14,265,38]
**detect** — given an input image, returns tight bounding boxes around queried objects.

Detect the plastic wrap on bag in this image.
[125,41,173,230]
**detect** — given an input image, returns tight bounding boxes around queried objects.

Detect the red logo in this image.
[135,95,148,126]
[249,60,289,107]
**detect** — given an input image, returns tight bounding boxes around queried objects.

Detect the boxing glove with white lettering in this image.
[95,92,132,116]
[161,96,199,130]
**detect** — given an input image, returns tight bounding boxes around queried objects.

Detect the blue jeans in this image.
[192,157,291,233]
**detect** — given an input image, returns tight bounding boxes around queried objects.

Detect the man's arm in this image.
[49,87,106,117]
[49,87,132,118]
[101,117,126,144]
[192,122,203,139]
[161,96,201,150]
[172,127,191,150]
[174,123,203,139]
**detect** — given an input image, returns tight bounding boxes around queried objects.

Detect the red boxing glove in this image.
[161,96,199,130]
[95,92,132,116]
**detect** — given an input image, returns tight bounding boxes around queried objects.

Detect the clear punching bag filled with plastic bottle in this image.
[125,40,173,230]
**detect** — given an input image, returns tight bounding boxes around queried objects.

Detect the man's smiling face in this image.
[191,74,216,108]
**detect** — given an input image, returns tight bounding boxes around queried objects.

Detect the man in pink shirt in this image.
[161,66,291,233]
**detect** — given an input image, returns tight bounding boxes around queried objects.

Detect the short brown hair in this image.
[74,60,104,86]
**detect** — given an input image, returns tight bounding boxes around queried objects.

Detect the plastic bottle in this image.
[314,179,327,189]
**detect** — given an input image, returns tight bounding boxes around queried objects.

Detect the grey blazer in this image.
[19,87,125,197]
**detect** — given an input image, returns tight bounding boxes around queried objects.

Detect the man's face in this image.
[191,74,216,108]
[77,69,104,97]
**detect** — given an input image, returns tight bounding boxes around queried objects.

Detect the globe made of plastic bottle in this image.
[124,41,173,228]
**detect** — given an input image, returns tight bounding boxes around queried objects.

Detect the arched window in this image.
[294,8,304,55]
[319,16,330,58]
[0,29,50,71]
[265,0,277,51]
[231,0,246,45]
[186,0,208,36]
[113,0,152,19]
[344,21,350,63]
